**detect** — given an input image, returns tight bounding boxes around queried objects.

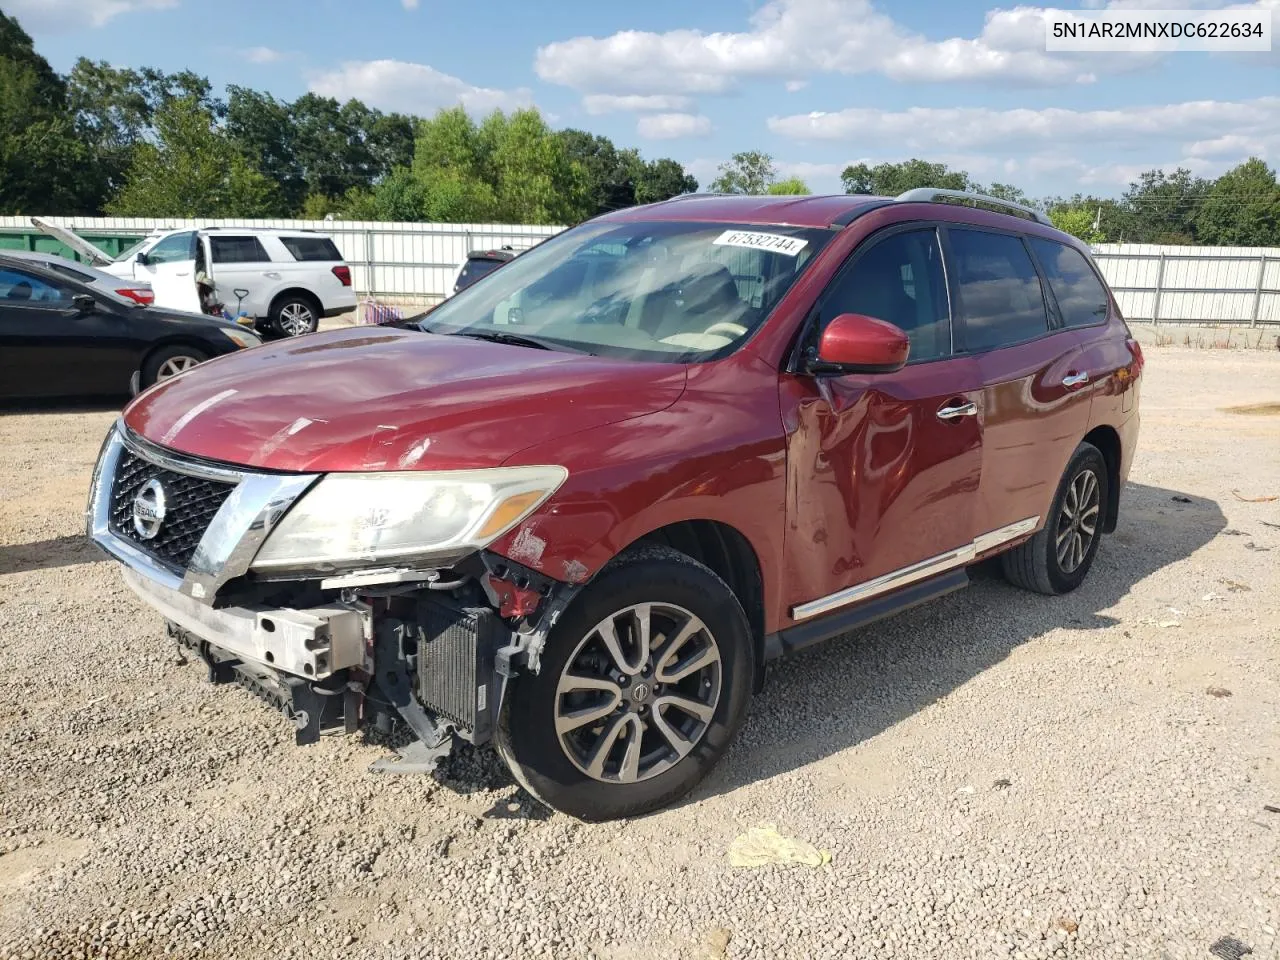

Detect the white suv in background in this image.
[33,220,358,337]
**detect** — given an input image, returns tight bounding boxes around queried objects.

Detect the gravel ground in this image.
[1,346,1278,960]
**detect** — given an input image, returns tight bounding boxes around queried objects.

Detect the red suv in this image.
[87,190,1142,820]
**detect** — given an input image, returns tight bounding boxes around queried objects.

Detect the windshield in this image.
[420,220,833,362]
[455,256,508,291]
[113,236,155,264]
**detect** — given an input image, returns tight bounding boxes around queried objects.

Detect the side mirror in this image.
[136,252,150,265]
[810,313,910,375]
[72,294,96,315]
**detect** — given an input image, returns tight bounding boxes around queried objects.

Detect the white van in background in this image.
[32,220,357,337]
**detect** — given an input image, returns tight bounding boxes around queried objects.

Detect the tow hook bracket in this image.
[369,737,456,776]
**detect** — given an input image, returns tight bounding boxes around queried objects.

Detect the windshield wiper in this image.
[453,330,554,350]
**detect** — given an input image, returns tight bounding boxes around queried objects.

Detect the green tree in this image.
[711,151,777,195]
[109,96,277,217]
[224,85,300,213]
[557,128,635,218]
[841,159,972,196]
[1120,168,1210,244]
[1047,206,1107,244]
[0,11,90,214]
[634,156,697,204]
[766,176,811,195]
[1195,157,1280,246]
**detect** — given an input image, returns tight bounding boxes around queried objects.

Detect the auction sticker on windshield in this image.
[713,230,809,257]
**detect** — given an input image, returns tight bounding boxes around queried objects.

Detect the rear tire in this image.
[140,345,207,388]
[270,295,319,337]
[495,546,753,821]
[1001,441,1109,595]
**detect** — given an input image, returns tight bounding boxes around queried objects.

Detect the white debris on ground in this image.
[1,346,1277,960]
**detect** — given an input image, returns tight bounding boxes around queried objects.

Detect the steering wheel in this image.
[701,321,748,339]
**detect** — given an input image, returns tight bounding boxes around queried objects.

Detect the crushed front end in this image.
[86,421,575,771]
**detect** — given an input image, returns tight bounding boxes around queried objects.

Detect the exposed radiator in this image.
[414,599,507,743]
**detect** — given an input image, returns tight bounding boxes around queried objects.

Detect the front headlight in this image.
[221,327,262,349]
[250,466,568,573]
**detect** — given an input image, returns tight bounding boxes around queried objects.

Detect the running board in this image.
[764,568,970,661]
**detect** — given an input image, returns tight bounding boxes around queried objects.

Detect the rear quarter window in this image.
[211,236,271,264]
[1028,238,1110,328]
[280,236,344,262]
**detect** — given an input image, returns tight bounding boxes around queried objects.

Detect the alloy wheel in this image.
[279,302,314,336]
[554,602,722,784]
[156,355,200,380]
[1056,467,1101,573]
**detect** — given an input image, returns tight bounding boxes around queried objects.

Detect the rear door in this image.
[139,231,201,313]
[208,234,274,316]
[944,226,1092,540]
[781,226,985,617]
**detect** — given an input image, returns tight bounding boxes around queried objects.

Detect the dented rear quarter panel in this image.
[489,355,791,632]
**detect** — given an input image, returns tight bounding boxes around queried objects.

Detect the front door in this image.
[781,226,984,620]
[138,231,201,313]
[0,267,135,397]
[944,227,1093,538]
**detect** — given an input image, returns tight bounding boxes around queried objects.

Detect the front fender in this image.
[490,361,790,632]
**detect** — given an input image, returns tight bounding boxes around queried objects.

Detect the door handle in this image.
[175,271,191,277]
[937,401,977,421]
[1063,372,1090,388]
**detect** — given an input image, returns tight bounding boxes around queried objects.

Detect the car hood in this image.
[122,326,688,472]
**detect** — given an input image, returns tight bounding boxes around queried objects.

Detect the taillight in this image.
[1126,337,1144,373]
[332,265,352,287]
[116,288,154,306]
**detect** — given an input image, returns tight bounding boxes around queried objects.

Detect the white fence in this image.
[3,217,1277,323]
[1089,243,1279,326]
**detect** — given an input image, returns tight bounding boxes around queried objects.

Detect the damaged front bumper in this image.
[88,420,577,769]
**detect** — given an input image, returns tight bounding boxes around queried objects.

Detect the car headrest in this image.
[679,263,740,315]
[7,281,32,301]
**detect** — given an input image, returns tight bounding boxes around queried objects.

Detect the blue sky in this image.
[10,0,1279,198]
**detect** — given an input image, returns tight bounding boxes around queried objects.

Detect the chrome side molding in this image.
[790,515,1040,622]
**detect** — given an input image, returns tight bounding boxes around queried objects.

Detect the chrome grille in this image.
[108,448,236,570]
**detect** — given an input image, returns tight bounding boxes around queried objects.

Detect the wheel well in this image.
[635,520,767,690]
[1083,425,1121,533]
[269,288,322,318]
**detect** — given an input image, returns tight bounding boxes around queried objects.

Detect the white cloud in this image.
[582,94,695,115]
[245,46,286,64]
[534,0,1165,94]
[5,0,175,30]
[784,80,809,92]
[637,112,713,139]
[308,60,533,116]
[767,97,1280,157]
[402,0,420,7]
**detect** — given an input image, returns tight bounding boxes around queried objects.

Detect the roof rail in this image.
[895,188,1052,227]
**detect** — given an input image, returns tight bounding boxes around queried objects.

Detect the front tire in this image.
[1001,441,1109,595]
[141,345,207,388]
[496,546,753,821]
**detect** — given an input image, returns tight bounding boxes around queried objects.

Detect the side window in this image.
[821,229,951,363]
[0,268,69,305]
[210,236,270,264]
[146,232,196,265]
[1028,238,1109,329]
[948,229,1049,352]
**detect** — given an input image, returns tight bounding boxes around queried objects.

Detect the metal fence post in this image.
[1251,254,1266,328]
[364,229,374,299]
[1151,252,1166,325]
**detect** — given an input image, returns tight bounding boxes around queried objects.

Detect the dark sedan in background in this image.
[0,254,261,400]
